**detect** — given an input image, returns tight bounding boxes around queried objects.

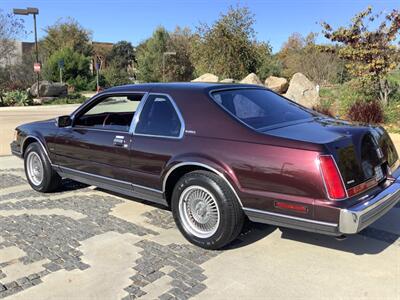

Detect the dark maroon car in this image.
[10,83,400,249]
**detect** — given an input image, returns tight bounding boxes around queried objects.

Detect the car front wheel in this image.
[24,142,61,192]
[171,170,244,249]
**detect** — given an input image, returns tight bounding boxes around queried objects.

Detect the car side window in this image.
[135,95,182,138]
[74,94,144,132]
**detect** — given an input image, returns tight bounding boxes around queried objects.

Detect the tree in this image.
[136,27,170,82]
[108,40,135,70]
[43,47,91,90]
[167,27,195,81]
[191,6,259,79]
[0,10,25,65]
[254,42,282,79]
[103,65,131,87]
[278,33,344,84]
[41,18,93,57]
[321,7,400,105]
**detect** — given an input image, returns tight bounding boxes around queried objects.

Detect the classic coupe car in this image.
[10,83,400,249]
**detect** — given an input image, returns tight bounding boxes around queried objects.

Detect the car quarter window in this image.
[74,94,144,132]
[134,94,182,138]
[212,89,313,129]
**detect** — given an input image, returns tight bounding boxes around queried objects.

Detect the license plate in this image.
[375,165,384,182]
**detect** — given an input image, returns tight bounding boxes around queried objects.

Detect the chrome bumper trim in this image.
[339,181,400,234]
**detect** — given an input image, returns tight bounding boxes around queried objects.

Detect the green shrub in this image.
[68,75,90,92]
[1,90,31,106]
[103,66,131,88]
[384,101,400,125]
[87,74,106,91]
[45,92,87,105]
[337,80,376,115]
[43,47,92,91]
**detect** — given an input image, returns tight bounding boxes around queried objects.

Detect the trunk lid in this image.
[264,117,399,191]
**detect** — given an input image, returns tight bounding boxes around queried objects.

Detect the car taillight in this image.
[319,155,347,200]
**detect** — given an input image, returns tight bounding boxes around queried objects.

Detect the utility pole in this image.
[162,52,176,82]
[13,7,40,97]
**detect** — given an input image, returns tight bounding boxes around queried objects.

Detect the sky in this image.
[1,0,399,52]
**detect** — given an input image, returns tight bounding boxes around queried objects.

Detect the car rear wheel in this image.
[171,170,244,249]
[24,142,61,192]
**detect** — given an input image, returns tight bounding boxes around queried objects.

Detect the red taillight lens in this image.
[319,155,347,200]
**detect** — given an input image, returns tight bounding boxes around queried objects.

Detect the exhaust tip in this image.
[335,235,347,241]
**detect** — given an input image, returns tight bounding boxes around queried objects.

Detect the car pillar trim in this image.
[129,92,186,139]
[162,162,243,207]
[22,135,52,164]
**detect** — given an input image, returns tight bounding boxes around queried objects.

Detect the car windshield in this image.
[211,89,315,130]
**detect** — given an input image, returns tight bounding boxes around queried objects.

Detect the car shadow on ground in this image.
[277,227,398,255]
[85,186,398,255]
[56,178,89,192]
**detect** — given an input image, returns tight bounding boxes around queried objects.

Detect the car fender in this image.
[162,154,243,207]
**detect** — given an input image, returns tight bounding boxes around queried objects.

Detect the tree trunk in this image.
[379,78,391,106]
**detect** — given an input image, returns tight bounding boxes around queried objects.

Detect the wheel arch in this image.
[22,135,52,163]
[162,161,243,207]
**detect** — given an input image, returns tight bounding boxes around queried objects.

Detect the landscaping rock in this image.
[220,78,235,83]
[191,73,219,82]
[240,73,263,86]
[29,81,68,98]
[265,76,288,93]
[284,73,319,108]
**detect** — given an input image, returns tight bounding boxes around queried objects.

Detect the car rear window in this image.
[211,89,314,130]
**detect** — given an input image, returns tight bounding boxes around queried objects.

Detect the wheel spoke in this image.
[178,185,220,239]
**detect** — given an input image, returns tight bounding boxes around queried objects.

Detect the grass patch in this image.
[44,93,88,105]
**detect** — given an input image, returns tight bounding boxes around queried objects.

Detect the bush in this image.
[43,47,92,91]
[45,92,87,105]
[347,101,384,124]
[338,80,376,116]
[312,105,334,117]
[103,66,131,88]
[0,90,31,106]
[68,75,90,92]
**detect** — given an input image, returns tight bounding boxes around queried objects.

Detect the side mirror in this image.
[56,115,72,127]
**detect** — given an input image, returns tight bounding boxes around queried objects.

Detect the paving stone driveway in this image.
[0,157,399,300]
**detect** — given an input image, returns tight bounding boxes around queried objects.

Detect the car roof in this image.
[104,82,265,94]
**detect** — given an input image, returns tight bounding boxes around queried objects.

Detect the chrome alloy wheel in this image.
[178,185,220,238]
[26,152,44,186]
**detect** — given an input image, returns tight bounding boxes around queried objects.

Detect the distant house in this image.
[0,41,35,67]
[1,40,115,73]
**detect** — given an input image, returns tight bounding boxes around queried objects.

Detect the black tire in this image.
[171,170,244,250]
[24,142,61,192]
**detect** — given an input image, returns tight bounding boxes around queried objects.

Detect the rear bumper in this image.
[339,180,400,234]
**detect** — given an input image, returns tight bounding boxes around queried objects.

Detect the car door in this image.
[128,93,185,189]
[53,92,146,183]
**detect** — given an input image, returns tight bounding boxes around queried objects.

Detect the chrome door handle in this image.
[113,135,125,147]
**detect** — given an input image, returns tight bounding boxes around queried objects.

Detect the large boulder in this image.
[265,76,288,93]
[220,78,235,83]
[284,73,319,108]
[240,73,263,86]
[29,81,68,98]
[191,73,219,82]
